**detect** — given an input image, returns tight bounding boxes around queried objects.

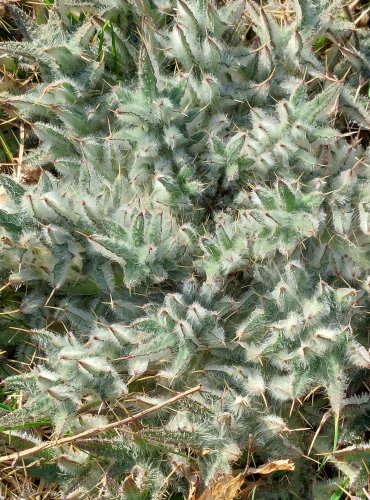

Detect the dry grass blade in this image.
[14,122,24,182]
[307,409,332,456]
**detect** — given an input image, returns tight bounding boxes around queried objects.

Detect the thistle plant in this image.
[0,0,369,498]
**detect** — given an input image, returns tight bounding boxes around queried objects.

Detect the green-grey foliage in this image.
[0,0,369,498]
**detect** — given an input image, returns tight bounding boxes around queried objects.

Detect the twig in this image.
[0,384,202,464]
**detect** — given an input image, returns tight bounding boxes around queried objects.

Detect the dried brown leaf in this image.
[246,459,295,476]
[198,473,244,500]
